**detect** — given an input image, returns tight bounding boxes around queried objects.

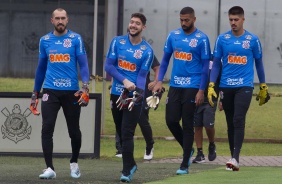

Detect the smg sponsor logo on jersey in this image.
[227,78,244,86]
[174,76,191,85]
[227,55,247,65]
[118,59,136,71]
[174,51,192,61]
[53,78,72,87]
[49,53,70,63]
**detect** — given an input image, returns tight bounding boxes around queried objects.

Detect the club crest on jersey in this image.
[42,93,49,102]
[119,39,126,44]
[242,41,250,49]
[189,39,198,47]
[224,34,231,39]
[68,33,76,38]
[195,33,201,38]
[245,35,252,40]
[134,49,143,59]
[63,39,72,48]
[174,30,181,34]
[140,45,147,50]
[43,35,50,40]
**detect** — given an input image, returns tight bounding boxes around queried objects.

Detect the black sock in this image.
[197,148,203,155]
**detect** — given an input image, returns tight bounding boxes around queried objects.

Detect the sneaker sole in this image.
[39,177,56,179]
[192,160,206,163]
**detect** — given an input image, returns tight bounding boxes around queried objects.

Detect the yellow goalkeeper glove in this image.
[256,83,270,106]
[207,82,217,107]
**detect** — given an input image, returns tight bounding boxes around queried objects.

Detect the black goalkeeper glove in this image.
[116,88,131,110]
[146,87,165,110]
[128,88,144,111]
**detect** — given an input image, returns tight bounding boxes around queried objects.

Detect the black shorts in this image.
[194,101,217,128]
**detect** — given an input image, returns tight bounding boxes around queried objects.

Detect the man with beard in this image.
[30,8,90,179]
[208,6,270,171]
[153,6,211,175]
[113,55,160,160]
[105,13,154,182]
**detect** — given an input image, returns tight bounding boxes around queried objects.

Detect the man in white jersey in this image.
[153,7,211,175]
[208,6,270,171]
[30,8,90,179]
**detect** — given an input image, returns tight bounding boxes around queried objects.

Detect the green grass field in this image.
[1,78,282,183]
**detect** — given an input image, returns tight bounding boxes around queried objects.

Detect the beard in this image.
[54,24,67,33]
[182,23,194,33]
[129,29,141,37]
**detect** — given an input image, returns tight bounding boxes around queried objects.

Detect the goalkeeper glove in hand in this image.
[116,88,132,110]
[146,87,165,110]
[207,82,217,107]
[256,83,270,106]
[74,83,89,107]
[30,91,40,115]
[128,88,144,111]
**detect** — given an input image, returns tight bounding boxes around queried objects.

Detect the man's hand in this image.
[256,83,270,106]
[152,81,163,93]
[195,90,204,106]
[30,91,40,115]
[74,83,89,107]
[128,88,144,111]
[116,88,132,110]
[207,82,217,107]
[123,79,136,91]
[148,81,157,91]
[146,87,165,110]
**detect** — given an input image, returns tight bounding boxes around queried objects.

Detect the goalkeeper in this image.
[30,8,90,180]
[113,56,160,160]
[104,12,154,183]
[208,6,270,171]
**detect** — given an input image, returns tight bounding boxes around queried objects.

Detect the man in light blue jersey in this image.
[30,8,90,179]
[105,13,154,183]
[153,7,211,175]
[208,6,270,171]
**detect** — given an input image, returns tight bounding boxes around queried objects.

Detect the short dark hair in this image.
[228,6,244,16]
[131,13,147,25]
[180,7,195,16]
[52,8,68,17]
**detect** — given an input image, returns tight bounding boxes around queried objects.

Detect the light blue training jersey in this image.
[39,30,87,90]
[164,28,211,88]
[213,30,262,88]
[106,34,154,95]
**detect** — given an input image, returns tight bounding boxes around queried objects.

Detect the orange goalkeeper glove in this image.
[74,83,89,107]
[30,91,40,115]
